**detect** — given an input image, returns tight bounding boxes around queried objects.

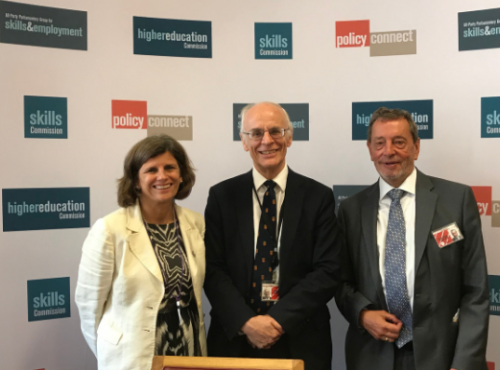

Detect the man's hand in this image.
[241,315,284,349]
[360,309,402,343]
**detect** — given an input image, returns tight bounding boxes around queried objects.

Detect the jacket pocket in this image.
[97,322,123,345]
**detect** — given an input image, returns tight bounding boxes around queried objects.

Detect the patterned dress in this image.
[145,221,202,356]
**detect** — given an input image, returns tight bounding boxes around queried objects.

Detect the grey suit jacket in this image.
[335,170,489,370]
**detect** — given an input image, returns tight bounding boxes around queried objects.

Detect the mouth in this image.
[154,184,172,190]
[259,149,278,155]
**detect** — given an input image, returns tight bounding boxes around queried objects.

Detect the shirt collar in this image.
[252,164,288,193]
[379,167,417,201]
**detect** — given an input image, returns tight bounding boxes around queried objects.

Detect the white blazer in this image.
[75,202,207,370]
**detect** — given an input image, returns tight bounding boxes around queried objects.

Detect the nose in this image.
[382,142,396,156]
[261,130,274,144]
[157,168,168,179]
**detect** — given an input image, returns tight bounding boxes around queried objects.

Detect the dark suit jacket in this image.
[204,168,340,370]
[335,170,489,370]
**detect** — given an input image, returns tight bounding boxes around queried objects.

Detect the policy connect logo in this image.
[471,186,500,227]
[335,19,416,57]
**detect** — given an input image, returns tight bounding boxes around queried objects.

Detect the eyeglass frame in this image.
[240,127,290,141]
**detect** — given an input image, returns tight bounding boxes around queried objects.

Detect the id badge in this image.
[262,281,279,302]
[432,222,463,248]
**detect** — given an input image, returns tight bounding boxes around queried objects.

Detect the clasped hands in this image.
[241,315,284,349]
[360,309,402,343]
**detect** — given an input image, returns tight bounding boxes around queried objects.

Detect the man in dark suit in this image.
[204,102,340,370]
[336,107,489,370]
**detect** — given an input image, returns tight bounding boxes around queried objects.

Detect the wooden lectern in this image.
[151,356,304,370]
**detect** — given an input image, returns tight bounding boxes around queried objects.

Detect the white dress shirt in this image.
[251,165,288,282]
[377,168,417,309]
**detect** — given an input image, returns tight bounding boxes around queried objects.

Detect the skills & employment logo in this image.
[352,100,433,140]
[2,187,90,231]
[233,103,308,141]
[255,22,292,59]
[459,7,500,51]
[336,19,416,57]
[27,277,70,321]
[24,95,67,139]
[481,96,500,138]
[112,100,193,140]
[0,0,87,50]
[134,16,211,58]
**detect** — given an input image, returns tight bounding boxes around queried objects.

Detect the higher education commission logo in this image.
[459,7,500,51]
[336,20,416,57]
[27,277,70,321]
[232,103,308,141]
[24,95,67,139]
[2,187,90,232]
[255,22,292,59]
[0,0,87,50]
[352,100,433,140]
[481,96,500,138]
[134,16,211,58]
[111,100,193,140]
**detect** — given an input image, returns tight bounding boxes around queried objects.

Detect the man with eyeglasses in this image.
[204,102,340,370]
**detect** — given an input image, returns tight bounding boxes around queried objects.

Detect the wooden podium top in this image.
[152,356,304,370]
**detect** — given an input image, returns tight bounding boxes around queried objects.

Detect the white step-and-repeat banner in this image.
[1,0,499,369]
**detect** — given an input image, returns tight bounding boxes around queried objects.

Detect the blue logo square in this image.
[481,97,500,138]
[27,277,71,321]
[352,100,433,141]
[24,96,67,139]
[333,185,369,215]
[489,275,500,315]
[255,23,292,59]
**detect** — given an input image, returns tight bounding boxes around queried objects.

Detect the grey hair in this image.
[367,106,419,143]
[240,102,294,138]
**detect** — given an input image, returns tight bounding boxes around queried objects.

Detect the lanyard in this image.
[142,205,184,305]
[252,183,285,269]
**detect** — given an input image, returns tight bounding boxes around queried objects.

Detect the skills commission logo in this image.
[24,96,67,139]
[134,16,211,58]
[233,103,308,141]
[0,0,87,50]
[489,275,500,316]
[27,277,70,321]
[352,100,433,141]
[2,187,90,232]
[255,22,292,59]
[336,20,416,57]
[459,8,500,51]
[112,100,194,140]
[481,97,500,138]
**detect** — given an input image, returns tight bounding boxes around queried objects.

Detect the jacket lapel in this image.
[361,182,388,309]
[126,202,163,284]
[414,170,437,272]
[237,171,255,288]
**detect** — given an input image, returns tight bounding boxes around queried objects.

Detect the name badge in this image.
[432,222,463,248]
[262,281,279,302]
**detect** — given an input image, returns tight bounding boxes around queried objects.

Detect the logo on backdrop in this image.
[487,362,495,370]
[255,22,292,59]
[148,116,193,140]
[233,103,308,141]
[133,16,212,58]
[27,277,70,321]
[471,186,500,227]
[481,96,500,138]
[459,8,500,51]
[2,187,90,232]
[489,275,500,316]
[112,100,194,140]
[332,185,369,215]
[335,19,416,57]
[0,0,87,50]
[352,100,433,140]
[24,96,67,139]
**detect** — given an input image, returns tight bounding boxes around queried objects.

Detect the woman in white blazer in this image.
[75,135,207,370]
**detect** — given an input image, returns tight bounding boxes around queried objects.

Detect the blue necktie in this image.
[385,188,413,348]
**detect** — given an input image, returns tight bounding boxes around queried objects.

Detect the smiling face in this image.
[240,103,292,179]
[137,151,182,209]
[367,117,420,188]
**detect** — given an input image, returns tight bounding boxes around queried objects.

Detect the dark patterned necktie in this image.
[249,180,277,314]
[384,188,413,348]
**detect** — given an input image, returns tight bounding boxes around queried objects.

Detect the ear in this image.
[240,133,250,152]
[366,140,376,161]
[413,138,420,160]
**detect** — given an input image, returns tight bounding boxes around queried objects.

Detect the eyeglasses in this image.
[241,127,289,141]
